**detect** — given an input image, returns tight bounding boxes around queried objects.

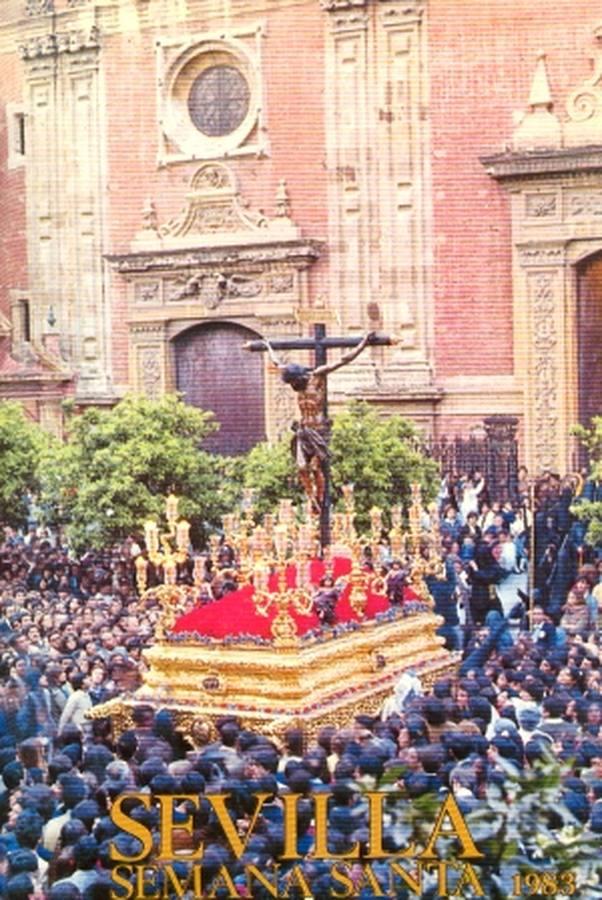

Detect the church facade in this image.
[1,0,602,473]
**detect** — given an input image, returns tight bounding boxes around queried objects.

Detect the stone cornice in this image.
[320,0,424,10]
[481,145,602,181]
[18,24,100,59]
[320,0,366,8]
[357,385,444,402]
[106,239,323,275]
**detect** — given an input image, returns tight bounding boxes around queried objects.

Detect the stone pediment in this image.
[131,163,301,252]
[565,25,602,147]
[502,30,602,153]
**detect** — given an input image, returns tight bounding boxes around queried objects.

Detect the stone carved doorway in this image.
[576,252,602,431]
[174,321,265,455]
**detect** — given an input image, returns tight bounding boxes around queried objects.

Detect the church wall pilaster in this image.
[486,163,602,475]
[322,0,433,398]
[20,19,113,401]
[516,246,569,474]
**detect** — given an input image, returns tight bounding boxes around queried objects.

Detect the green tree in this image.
[242,402,438,531]
[0,400,49,528]
[330,402,439,531]
[242,436,303,518]
[571,417,602,547]
[378,753,601,899]
[38,394,225,552]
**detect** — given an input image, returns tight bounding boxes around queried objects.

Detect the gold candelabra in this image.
[403,484,441,605]
[340,485,368,618]
[136,494,193,639]
[252,513,316,647]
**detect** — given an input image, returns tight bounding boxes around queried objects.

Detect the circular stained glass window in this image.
[188,65,251,137]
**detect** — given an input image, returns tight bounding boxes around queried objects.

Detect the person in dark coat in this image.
[466,541,506,626]
[459,603,523,676]
[426,558,461,651]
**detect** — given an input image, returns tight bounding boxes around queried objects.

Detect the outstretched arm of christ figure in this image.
[312,331,376,377]
[243,337,285,369]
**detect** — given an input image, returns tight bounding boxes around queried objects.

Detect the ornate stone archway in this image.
[482,39,602,474]
[106,162,321,443]
[483,150,602,473]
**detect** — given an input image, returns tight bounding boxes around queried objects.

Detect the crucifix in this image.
[244,325,396,549]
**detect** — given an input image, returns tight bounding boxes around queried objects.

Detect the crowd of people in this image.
[0,468,598,897]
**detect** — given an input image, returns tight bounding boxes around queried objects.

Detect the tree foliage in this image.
[243,403,439,531]
[379,753,602,899]
[329,402,439,531]
[38,394,225,551]
[0,401,49,528]
[242,436,303,518]
[464,755,602,897]
[571,417,602,547]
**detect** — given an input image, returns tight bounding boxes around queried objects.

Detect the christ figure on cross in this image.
[255,332,375,514]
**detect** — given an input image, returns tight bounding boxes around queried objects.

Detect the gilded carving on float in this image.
[90,484,454,741]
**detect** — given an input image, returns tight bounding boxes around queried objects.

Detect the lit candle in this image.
[222,514,236,537]
[165,494,179,523]
[209,534,221,566]
[370,507,382,532]
[297,559,311,590]
[254,563,269,594]
[176,519,190,552]
[193,555,206,587]
[263,513,275,535]
[297,524,312,554]
[134,555,148,592]
[251,526,266,555]
[278,499,294,524]
[164,558,177,585]
[273,524,288,560]
[242,488,256,510]
[331,513,344,542]
[342,484,355,504]
[144,520,159,555]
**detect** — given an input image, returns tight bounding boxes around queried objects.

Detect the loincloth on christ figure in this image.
[291,424,330,466]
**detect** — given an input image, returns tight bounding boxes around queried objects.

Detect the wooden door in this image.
[174,322,265,455]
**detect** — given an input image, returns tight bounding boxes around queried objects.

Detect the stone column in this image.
[20,22,112,402]
[322,0,433,395]
[516,243,569,474]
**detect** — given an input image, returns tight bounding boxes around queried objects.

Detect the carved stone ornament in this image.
[531,272,559,471]
[564,26,602,146]
[269,273,295,293]
[108,241,322,275]
[525,193,557,218]
[565,190,602,219]
[18,25,100,60]
[321,0,423,10]
[134,282,160,305]
[320,0,366,9]
[158,163,270,239]
[167,271,263,308]
[517,243,566,268]
[567,30,602,123]
[127,164,304,257]
[138,348,162,399]
[25,0,54,14]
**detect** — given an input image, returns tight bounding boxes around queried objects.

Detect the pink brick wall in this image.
[429,0,596,378]
[0,56,26,322]
[102,5,328,386]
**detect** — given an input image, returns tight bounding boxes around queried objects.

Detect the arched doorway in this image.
[576,253,602,430]
[174,322,265,455]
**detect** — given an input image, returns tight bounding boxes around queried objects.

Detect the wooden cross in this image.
[245,325,395,548]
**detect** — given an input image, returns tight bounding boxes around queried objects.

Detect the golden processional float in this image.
[91,485,454,743]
